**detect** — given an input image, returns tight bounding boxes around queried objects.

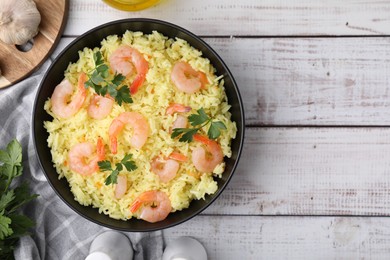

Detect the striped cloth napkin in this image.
[0,61,163,260]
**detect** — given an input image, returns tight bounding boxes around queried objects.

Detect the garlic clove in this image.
[0,0,41,45]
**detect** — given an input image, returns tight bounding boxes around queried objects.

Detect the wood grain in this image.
[56,36,390,126]
[0,0,68,88]
[164,216,390,260]
[201,127,390,216]
[66,0,390,36]
[206,37,390,126]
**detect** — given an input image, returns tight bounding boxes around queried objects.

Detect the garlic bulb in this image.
[0,0,41,45]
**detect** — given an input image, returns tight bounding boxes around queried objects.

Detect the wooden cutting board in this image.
[0,0,69,89]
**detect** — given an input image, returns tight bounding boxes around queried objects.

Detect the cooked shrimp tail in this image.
[166,103,192,115]
[96,137,105,160]
[130,72,147,95]
[130,190,172,223]
[109,46,149,95]
[169,151,188,162]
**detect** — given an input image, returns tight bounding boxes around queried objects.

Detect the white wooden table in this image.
[56,0,390,259]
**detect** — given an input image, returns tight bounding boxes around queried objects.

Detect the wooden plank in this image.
[208,37,390,126]
[66,0,390,36]
[55,36,390,126]
[164,216,390,260]
[201,127,390,216]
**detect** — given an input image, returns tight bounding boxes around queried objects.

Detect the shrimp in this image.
[169,151,188,162]
[51,73,87,119]
[151,156,180,183]
[151,152,187,183]
[109,45,149,95]
[172,115,188,130]
[68,137,105,176]
[108,112,149,154]
[115,175,127,199]
[130,190,172,223]
[166,103,191,115]
[166,103,191,131]
[87,94,114,119]
[171,61,209,94]
[192,134,223,173]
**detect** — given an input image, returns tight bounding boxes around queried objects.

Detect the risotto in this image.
[44,30,237,222]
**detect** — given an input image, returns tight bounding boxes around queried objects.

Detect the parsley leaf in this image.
[104,169,119,185]
[7,183,39,214]
[84,51,132,106]
[99,154,137,185]
[171,128,187,139]
[171,108,227,142]
[188,108,209,126]
[93,51,104,66]
[0,139,38,259]
[112,73,126,86]
[91,70,105,85]
[208,121,227,139]
[8,214,35,239]
[0,191,15,212]
[97,161,112,172]
[115,85,133,105]
[171,128,199,143]
[3,140,22,166]
[96,64,109,75]
[121,154,138,171]
[0,139,23,182]
[0,214,13,240]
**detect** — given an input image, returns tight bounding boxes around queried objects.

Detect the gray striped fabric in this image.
[0,61,163,260]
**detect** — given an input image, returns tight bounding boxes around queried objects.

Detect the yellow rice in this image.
[44,30,237,220]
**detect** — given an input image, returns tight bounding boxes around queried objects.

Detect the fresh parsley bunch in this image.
[171,108,227,142]
[0,139,38,260]
[84,51,133,105]
[98,154,137,185]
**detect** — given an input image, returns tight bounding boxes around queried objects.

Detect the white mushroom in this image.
[0,0,41,45]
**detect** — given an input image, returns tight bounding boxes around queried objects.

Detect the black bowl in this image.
[33,18,245,232]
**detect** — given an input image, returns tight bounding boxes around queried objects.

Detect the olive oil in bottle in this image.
[102,0,160,11]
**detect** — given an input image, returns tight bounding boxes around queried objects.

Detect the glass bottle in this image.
[102,0,160,11]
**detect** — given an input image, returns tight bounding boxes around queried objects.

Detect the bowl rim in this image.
[32,18,245,231]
